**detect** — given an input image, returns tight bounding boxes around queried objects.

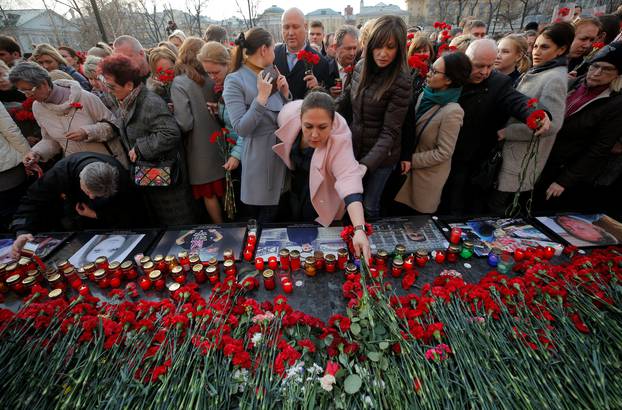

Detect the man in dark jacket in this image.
[440,39,551,216]
[275,8,336,100]
[10,152,140,255]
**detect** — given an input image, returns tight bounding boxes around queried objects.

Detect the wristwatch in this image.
[353,225,366,233]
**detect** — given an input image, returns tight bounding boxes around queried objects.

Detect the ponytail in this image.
[230,28,273,72]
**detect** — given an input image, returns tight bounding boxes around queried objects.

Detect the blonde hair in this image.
[449,34,475,52]
[500,34,531,73]
[157,41,179,56]
[408,32,434,59]
[197,41,230,66]
[148,46,177,74]
[32,43,67,66]
[359,19,377,49]
[174,37,206,85]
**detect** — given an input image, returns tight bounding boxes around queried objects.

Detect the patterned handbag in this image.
[132,159,179,187]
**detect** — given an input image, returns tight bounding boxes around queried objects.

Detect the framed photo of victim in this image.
[151,225,247,261]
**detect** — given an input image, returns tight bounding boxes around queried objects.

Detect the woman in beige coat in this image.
[395,52,472,213]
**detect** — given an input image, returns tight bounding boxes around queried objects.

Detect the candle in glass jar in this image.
[434,250,446,264]
[337,248,348,270]
[282,280,293,293]
[460,241,474,259]
[268,256,278,271]
[223,248,234,262]
[6,274,23,295]
[170,265,187,284]
[206,257,218,267]
[314,251,325,270]
[167,282,181,297]
[192,263,207,284]
[290,250,301,271]
[403,256,414,271]
[391,258,404,277]
[142,261,155,277]
[449,227,462,245]
[165,255,178,272]
[94,269,109,289]
[255,257,265,271]
[95,256,109,271]
[304,257,317,277]
[178,251,191,272]
[375,249,389,269]
[121,261,138,280]
[325,254,337,272]
[206,265,219,284]
[47,273,66,291]
[415,249,429,267]
[149,270,165,291]
[263,269,276,290]
[447,245,460,263]
[243,247,253,261]
[513,249,525,262]
[345,263,358,280]
[223,260,236,277]
[543,246,555,260]
[108,261,122,280]
[153,254,166,273]
[394,244,406,258]
[48,288,64,300]
[279,249,290,270]
[189,254,201,269]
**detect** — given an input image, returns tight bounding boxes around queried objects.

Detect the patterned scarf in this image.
[117,83,144,122]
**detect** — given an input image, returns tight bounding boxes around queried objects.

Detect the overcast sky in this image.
[18,0,406,21]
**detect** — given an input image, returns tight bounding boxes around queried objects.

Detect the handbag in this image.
[132,158,179,187]
[470,141,504,190]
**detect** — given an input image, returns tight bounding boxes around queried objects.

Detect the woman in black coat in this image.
[537,42,622,213]
[335,15,411,218]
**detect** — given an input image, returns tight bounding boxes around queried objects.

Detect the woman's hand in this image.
[11,234,33,260]
[128,148,138,163]
[223,156,240,171]
[352,229,371,263]
[206,101,219,117]
[545,182,565,200]
[400,161,411,175]
[276,72,289,98]
[65,128,87,141]
[256,71,274,106]
[75,202,97,218]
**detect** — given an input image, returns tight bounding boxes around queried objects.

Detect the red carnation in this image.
[407,33,414,39]
[70,102,83,109]
[325,360,340,376]
[526,110,547,130]
[592,42,605,50]
[343,65,354,74]
[559,7,570,17]
[210,130,221,144]
[527,98,539,108]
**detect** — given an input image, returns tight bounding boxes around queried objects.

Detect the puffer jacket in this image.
[0,104,30,173]
[336,59,411,171]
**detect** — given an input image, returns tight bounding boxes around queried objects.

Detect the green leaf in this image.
[379,341,389,350]
[323,334,334,347]
[344,374,362,394]
[374,324,387,336]
[339,352,349,366]
[367,351,381,362]
[350,323,361,336]
[380,357,389,371]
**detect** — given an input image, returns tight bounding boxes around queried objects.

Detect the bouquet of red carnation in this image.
[155,66,175,98]
[408,53,429,78]
[297,50,320,75]
[9,97,36,122]
[340,223,373,257]
[210,127,237,220]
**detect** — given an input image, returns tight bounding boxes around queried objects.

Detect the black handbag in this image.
[471,141,504,190]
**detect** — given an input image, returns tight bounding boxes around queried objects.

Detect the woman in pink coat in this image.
[274,91,370,261]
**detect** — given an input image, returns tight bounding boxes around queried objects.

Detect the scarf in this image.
[415,86,462,121]
[117,83,144,122]
[527,56,567,75]
[565,82,609,118]
[244,59,264,74]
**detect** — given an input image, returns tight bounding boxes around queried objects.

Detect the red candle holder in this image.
[282,280,293,293]
[337,248,348,270]
[543,246,555,260]
[279,249,290,270]
[263,269,276,290]
[514,248,525,262]
[449,227,462,245]
[193,264,207,284]
[391,258,404,277]
[290,250,301,271]
[178,251,191,272]
[434,250,446,264]
[255,257,265,271]
[404,255,414,270]
[325,254,337,273]
[243,248,253,262]
[415,250,429,268]
[268,256,278,271]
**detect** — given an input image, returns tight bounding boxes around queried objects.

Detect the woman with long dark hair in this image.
[222,28,291,223]
[336,16,412,218]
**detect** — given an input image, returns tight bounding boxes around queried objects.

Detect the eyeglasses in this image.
[430,66,446,76]
[17,84,38,95]
[98,75,116,90]
[588,63,618,74]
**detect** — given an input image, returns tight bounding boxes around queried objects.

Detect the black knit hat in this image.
[590,41,622,73]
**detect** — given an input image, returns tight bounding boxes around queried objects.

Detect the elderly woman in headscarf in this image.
[32,43,91,90]
[9,62,126,169]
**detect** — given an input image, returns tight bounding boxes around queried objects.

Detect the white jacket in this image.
[0,104,30,173]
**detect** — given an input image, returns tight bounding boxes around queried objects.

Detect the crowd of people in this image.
[1,6,622,258]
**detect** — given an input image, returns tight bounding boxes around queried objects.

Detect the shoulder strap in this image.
[413,106,442,148]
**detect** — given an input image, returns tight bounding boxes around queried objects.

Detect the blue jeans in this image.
[363,165,394,219]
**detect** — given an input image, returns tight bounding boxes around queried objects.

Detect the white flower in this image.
[364,395,374,406]
[319,374,336,392]
[285,361,305,381]
[251,332,262,347]
[308,363,323,376]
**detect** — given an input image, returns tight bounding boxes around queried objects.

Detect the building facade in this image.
[0,9,80,53]
[256,5,284,43]
[305,9,345,33]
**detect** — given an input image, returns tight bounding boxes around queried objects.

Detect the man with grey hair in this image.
[440,39,551,215]
[328,25,359,96]
[10,153,139,257]
[112,35,150,77]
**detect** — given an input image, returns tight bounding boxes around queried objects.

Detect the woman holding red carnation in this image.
[335,16,411,219]
[171,37,226,223]
[490,22,574,214]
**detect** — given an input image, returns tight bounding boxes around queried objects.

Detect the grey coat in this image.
[497,65,568,192]
[223,65,289,206]
[172,74,225,185]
